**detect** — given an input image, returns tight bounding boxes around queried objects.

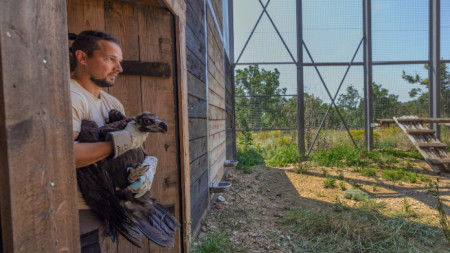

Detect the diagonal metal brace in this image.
[303,39,363,154]
[258,0,297,64]
[235,0,271,64]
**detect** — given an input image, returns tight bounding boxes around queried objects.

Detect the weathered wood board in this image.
[393,116,450,173]
[0,0,80,252]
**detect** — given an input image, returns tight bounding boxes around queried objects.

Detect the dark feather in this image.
[77,109,179,248]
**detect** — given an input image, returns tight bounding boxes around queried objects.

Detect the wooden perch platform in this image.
[376,118,450,126]
[406,129,436,135]
[388,116,450,174]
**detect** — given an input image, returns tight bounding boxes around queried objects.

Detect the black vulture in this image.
[76,109,179,248]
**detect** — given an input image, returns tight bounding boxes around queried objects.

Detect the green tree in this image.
[402,63,450,116]
[336,85,364,128]
[372,83,401,119]
[235,65,287,130]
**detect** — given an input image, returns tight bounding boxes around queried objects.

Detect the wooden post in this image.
[0,0,80,252]
[162,1,191,251]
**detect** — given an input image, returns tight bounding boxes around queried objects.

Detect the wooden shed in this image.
[185,0,235,234]
[0,0,234,252]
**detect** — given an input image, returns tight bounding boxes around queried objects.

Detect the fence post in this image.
[363,0,373,151]
[429,0,440,139]
[296,0,305,160]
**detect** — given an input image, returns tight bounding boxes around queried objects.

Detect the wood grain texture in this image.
[139,5,181,252]
[105,1,140,60]
[210,151,226,183]
[210,131,226,151]
[189,95,207,118]
[187,72,207,100]
[209,89,225,109]
[173,11,192,250]
[210,119,225,136]
[189,118,208,140]
[209,141,226,167]
[109,76,143,117]
[190,137,208,163]
[162,0,186,24]
[190,153,208,183]
[190,170,209,231]
[209,0,223,32]
[104,1,149,251]
[209,104,226,120]
[121,61,171,77]
[67,0,105,33]
[0,0,79,252]
[208,72,225,100]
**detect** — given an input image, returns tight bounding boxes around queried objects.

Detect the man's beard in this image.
[90,75,115,88]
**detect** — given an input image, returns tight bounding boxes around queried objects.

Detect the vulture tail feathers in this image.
[135,217,174,247]
[153,203,180,231]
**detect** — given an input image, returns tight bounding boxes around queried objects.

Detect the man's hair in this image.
[69,30,120,71]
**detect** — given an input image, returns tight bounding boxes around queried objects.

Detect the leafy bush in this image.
[361,167,377,177]
[339,181,347,191]
[343,189,368,201]
[357,199,386,214]
[323,177,337,188]
[293,162,310,174]
[236,148,265,173]
[311,145,367,167]
[265,144,300,167]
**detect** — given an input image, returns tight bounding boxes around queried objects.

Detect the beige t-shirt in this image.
[71,79,125,209]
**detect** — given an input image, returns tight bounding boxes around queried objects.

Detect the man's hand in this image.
[106,121,149,158]
[127,156,158,198]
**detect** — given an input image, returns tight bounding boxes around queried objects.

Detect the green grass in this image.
[236,147,265,173]
[282,207,448,252]
[382,168,419,183]
[356,198,387,214]
[393,197,419,219]
[323,177,336,188]
[361,167,377,177]
[190,231,235,253]
[310,145,367,167]
[265,143,300,167]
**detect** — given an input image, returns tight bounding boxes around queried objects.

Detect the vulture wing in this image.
[76,110,178,248]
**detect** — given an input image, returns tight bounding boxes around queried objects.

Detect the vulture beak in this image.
[135,112,168,133]
[155,119,168,133]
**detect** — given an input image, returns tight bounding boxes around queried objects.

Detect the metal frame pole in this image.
[229,0,236,159]
[363,0,373,150]
[296,0,305,160]
[429,0,441,138]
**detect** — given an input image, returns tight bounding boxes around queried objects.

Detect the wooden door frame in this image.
[161,0,192,250]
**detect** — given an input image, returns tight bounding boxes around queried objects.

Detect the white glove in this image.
[127,156,158,198]
[107,121,149,158]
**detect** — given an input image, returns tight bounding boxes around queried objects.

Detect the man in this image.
[70,30,150,252]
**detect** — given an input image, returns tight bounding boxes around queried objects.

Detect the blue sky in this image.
[233,0,449,103]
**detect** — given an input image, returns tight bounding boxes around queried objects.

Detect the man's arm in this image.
[73,131,113,168]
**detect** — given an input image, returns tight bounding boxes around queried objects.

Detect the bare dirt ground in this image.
[196,161,450,252]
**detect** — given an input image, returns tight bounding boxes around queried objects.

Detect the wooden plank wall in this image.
[67,1,181,252]
[186,0,234,234]
[207,0,227,184]
[185,0,209,234]
[0,1,80,252]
